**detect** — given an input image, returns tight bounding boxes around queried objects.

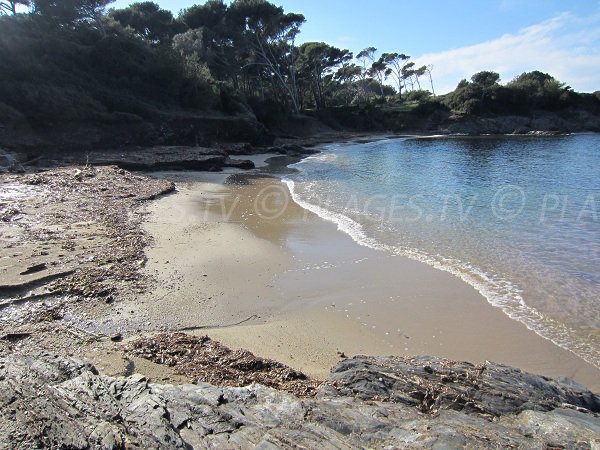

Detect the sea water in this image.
[283,134,600,368]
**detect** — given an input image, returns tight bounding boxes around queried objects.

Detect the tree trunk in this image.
[428,71,435,96]
[315,70,325,109]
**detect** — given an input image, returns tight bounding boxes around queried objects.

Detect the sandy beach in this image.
[98,164,600,391]
[2,158,599,449]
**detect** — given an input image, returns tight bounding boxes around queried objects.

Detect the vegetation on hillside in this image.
[0,0,432,124]
[442,70,600,116]
[1,0,599,133]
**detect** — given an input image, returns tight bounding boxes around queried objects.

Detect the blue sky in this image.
[109,0,600,93]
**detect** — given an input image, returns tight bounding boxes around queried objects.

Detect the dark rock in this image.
[19,263,47,276]
[323,356,600,416]
[0,149,22,172]
[0,332,31,343]
[46,146,268,172]
[54,146,229,172]
[224,158,255,170]
[223,143,254,155]
[1,353,599,449]
[266,144,321,157]
[442,110,600,135]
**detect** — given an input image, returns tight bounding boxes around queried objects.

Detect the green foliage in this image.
[471,70,500,88]
[108,1,177,44]
[0,12,217,123]
[179,0,227,30]
[506,71,567,109]
[404,89,431,102]
[178,53,220,109]
[0,82,106,120]
[0,0,436,125]
[442,70,574,115]
[4,0,588,133]
[412,98,448,115]
[32,0,113,25]
[296,41,352,109]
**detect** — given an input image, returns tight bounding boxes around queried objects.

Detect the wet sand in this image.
[127,171,600,390]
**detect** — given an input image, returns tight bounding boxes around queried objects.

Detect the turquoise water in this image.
[283,134,600,368]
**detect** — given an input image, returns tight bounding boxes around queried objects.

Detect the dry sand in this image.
[124,172,600,390]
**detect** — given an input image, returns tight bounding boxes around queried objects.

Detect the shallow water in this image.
[283,134,600,368]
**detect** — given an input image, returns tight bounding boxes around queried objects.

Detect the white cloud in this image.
[414,12,600,94]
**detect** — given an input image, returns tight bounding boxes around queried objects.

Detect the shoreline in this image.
[1,137,598,394]
[112,166,600,390]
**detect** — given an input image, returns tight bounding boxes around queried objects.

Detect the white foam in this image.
[282,175,600,370]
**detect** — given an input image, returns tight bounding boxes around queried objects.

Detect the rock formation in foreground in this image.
[1,352,598,449]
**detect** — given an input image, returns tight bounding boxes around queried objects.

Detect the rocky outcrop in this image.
[265,143,322,157]
[35,142,322,173]
[442,110,600,135]
[1,352,598,449]
[44,146,257,172]
[225,142,321,157]
[323,356,600,416]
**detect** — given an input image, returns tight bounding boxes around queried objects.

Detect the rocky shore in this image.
[440,110,600,135]
[1,350,598,449]
[40,143,321,173]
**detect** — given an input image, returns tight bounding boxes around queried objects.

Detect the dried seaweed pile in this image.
[1,166,174,299]
[126,333,321,397]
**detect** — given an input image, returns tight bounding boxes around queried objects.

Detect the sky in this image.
[109,0,600,93]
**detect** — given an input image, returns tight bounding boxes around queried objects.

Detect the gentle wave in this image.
[282,175,600,369]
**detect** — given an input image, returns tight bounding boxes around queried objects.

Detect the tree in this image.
[443,71,500,114]
[228,0,305,113]
[507,71,567,109]
[297,42,352,108]
[356,46,376,71]
[32,0,113,25]
[0,0,30,15]
[368,57,388,98]
[355,47,377,100]
[335,62,362,83]
[471,70,500,88]
[109,2,176,44]
[179,0,227,30]
[425,64,435,96]
[401,61,416,91]
[332,62,362,104]
[177,0,239,87]
[172,28,207,65]
[413,65,427,90]
[380,52,410,98]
